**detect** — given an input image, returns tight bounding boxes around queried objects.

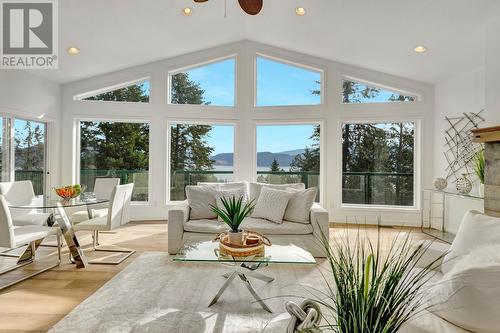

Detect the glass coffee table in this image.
[173,237,316,312]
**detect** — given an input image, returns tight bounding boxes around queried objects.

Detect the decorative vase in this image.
[433,178,448,190]
[227,229,243,245]
[456,174,473,194]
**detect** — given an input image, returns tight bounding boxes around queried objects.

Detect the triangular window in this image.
[256,56,322,106]
[169,58,235,107]
[75,79,150,103]
[342,78,417,103]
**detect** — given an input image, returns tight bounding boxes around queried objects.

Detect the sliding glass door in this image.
[13,118,47,196]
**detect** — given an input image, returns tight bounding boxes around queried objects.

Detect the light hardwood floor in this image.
[0,222,433,333]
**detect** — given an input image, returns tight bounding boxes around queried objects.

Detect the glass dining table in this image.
[8,195,109,268]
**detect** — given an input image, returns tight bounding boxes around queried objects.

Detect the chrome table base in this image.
[209,263,275,313]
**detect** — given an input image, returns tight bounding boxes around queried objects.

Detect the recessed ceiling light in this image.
[66,47,80,55]
[182,7,193,16]
[295,7,306,16]
[414,45,427,53]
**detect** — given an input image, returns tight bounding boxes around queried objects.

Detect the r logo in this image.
[2,2,53,54]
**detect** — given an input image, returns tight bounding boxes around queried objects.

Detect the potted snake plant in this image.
[211,196,255,245]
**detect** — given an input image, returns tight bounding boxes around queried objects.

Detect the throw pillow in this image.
[185,185,218,220]
[426,244,500,333]
[442,210,500,274]
[283,187,317,224]
[251,187,293,224]
[249,182,305,202]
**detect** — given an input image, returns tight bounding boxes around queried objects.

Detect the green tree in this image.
[84,82,149,102]
[15,121,45,171]
[270,158,282,172]
[290,125,320,172]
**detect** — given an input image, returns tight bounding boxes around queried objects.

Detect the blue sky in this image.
[205,124,316,155]
[183,59,235,106]
[256,57,321,106]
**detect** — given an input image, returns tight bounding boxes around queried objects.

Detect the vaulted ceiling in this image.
[32,0,500,84]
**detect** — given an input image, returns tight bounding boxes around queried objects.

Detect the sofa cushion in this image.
[251,187,293,224]
[241,217,313,235]
[427,264,500,333]
[185,185,217,220]
[400,310,470,333]
[424,244,500,333]
[442,210,500,274]
[184,217,313,235]
[249,182,305,202]
[198,181,248,193]
[284,187,317,224]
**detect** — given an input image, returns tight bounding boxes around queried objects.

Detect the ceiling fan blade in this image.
[238,0,263,15]
[193,0,208,2]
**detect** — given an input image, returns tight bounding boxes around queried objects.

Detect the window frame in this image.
[341,75,420,105]
[167,55,238,108]
[253,120,325,205]
[337,118,421,211]
[254,54,325,109]
[73,77,151,104]
[166,119,238,203]
[75,117,153,205]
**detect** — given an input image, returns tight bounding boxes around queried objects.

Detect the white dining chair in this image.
[74,183,134,265]
[69,177,120,224]
[0,180,52,226]
[0,195,61,290]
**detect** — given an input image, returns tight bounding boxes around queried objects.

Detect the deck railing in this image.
[15,169,414,206]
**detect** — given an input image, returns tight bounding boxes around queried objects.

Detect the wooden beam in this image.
[471,126,500,143]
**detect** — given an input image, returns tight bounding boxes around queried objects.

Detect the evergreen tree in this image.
[270,158,282,172]
[289,125,320,172]
[84,82,149,102]
[15,121,45,171]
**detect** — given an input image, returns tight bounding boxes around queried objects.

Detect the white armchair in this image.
[0,195,61,290]
[0,180,52,226]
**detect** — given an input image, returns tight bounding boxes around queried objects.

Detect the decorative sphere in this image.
[433,178,447,190]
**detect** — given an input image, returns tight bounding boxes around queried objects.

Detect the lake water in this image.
[213,165,291,172]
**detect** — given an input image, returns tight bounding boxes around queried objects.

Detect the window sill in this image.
[339,204,420,212]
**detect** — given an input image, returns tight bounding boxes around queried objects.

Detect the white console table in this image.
[421,189,484,243]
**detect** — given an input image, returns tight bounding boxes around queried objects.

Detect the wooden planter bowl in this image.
[213,230,271,257]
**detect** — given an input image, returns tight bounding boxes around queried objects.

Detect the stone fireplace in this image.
[472,126,500,217]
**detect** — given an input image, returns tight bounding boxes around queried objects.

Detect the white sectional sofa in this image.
[168,182,329,257]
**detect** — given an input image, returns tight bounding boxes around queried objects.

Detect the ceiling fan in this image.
[193,0,263,15]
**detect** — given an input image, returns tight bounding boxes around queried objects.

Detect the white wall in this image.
[433,66,486,180]
[61,40,435,224]
[0,70,61,191]
[432,15,500,232]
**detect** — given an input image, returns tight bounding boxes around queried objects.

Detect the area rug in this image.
[49,252,327,333]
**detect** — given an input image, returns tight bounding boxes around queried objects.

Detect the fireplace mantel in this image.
[471,125,500,217]
[472,126,500,143]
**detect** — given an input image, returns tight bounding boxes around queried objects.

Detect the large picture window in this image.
[342,122,415,206]
[170,123,235,201]
[14,119,46,195]
[169,58,235,107]
[256,124,320,200]
[256,56,322,107]
[79,121,150,202]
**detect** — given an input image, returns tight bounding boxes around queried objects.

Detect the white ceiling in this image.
[31,0,500,84]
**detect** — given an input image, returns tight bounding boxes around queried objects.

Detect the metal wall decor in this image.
[443,110,485,182]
